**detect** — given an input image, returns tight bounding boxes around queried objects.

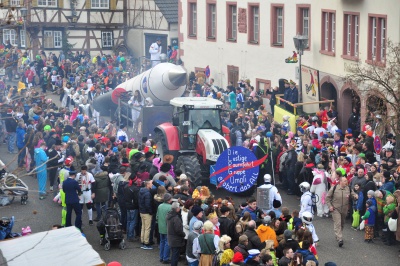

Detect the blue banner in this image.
[211,146,261,193]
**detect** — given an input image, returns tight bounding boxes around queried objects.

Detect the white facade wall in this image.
[312,0,399,78]
[179,0,399,89]
[180,0,314,89]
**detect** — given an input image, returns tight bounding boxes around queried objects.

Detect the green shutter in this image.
[59,0,63,8]
[32,0,37,7]
[3,0,9,7]
[85,0,90,9]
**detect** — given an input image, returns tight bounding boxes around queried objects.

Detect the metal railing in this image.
[275,95,335,115]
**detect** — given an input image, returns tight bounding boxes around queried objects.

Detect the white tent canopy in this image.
[0,227,105,266]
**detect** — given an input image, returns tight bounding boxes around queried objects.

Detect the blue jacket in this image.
[381,181,395,194]
[356,191,364,211]
[62,178,81,204]
[362,205,376,226]
[139,187,152,214]
[16,126,26,149]
[241,206,260,221]
[296,248,319,266]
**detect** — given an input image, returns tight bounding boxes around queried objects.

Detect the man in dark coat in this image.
[62,170,82,230]
[139,180,153,249]
[4,109,18,154]
[218,206,236,244]
[244,220,266,251]
[167,202,186,266]
[124,174,140,241]
[46,138,63,191]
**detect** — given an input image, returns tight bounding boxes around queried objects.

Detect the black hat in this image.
[220,206,230,214]
[120,124,126,129]
[160,163,171,172]
[145,152,154,159]
[386,148,393,152]
[69,170,77,176]
[383,171,391,179]
[387,133,394,139]
[191,205,203,216]
[388,158,396,164]
[55,138,62,145]
[273,199,282,208]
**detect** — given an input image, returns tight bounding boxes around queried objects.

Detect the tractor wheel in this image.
[176,155,202,187]
[155,131,169,159]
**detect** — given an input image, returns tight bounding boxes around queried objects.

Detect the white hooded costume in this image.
[310,168,329,217]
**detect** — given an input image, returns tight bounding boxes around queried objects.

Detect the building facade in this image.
[178,0,399,129]
[0,0,178,58]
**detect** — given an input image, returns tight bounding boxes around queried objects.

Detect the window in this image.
[10,0,21,6]
[91,0,109,9]
[188,2,197,37]
[368,15,386,63]
[207,3,216,39]
[20,29,26,48]
[271,5,284,46]
[38,0,57,7]
[296,5,311,49]
[248,5,259,44]
[101,31,114,48]
[43,30,62,49]
[227,4,237,41]
[321,10,336,55]
[3,29,17,46]
[343,13,359,59]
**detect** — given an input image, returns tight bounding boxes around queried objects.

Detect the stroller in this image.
[0,161,29,205]
[96,207,125,250]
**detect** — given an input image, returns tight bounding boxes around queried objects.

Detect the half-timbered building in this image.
[0,0,178,57]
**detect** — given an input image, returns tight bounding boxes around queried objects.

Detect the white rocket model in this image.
[93,63,187,114]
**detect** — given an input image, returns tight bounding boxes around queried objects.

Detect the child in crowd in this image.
[361,199,376,243]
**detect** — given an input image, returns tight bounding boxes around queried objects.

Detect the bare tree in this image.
[345,40,400,157]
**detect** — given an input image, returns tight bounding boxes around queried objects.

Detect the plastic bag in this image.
[388,218,397,232]
[359,220,365,230]
[352,210,360,228]
[0,196,11,206]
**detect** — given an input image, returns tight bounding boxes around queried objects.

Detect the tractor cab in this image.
[171,97,223,150]
[155,97,230,186]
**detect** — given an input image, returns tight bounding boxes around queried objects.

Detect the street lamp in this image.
[20,7,27,50]
[293,35,309,103]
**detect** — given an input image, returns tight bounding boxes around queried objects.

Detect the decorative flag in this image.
[205,65,210,78]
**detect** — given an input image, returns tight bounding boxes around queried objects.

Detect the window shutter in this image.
[85,0,90,9]
[58,0,63,8]
[31,0,37,7]
[3,0,9,7]
[110,0,116,10]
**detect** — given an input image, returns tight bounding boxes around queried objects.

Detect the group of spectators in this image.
[0,47,399,266]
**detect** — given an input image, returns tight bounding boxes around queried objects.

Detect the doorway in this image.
[341,88,361,130]
[144,33,168,59]
[320,82,337,110]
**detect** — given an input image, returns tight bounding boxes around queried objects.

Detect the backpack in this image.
[66,144,76,158]
[73,142,81,158]
[212,251,222,266]
[230,126,237,146]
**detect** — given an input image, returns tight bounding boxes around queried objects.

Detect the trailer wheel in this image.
[177,155,202,187]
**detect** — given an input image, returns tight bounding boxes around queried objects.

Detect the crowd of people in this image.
[0,47,399,266]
